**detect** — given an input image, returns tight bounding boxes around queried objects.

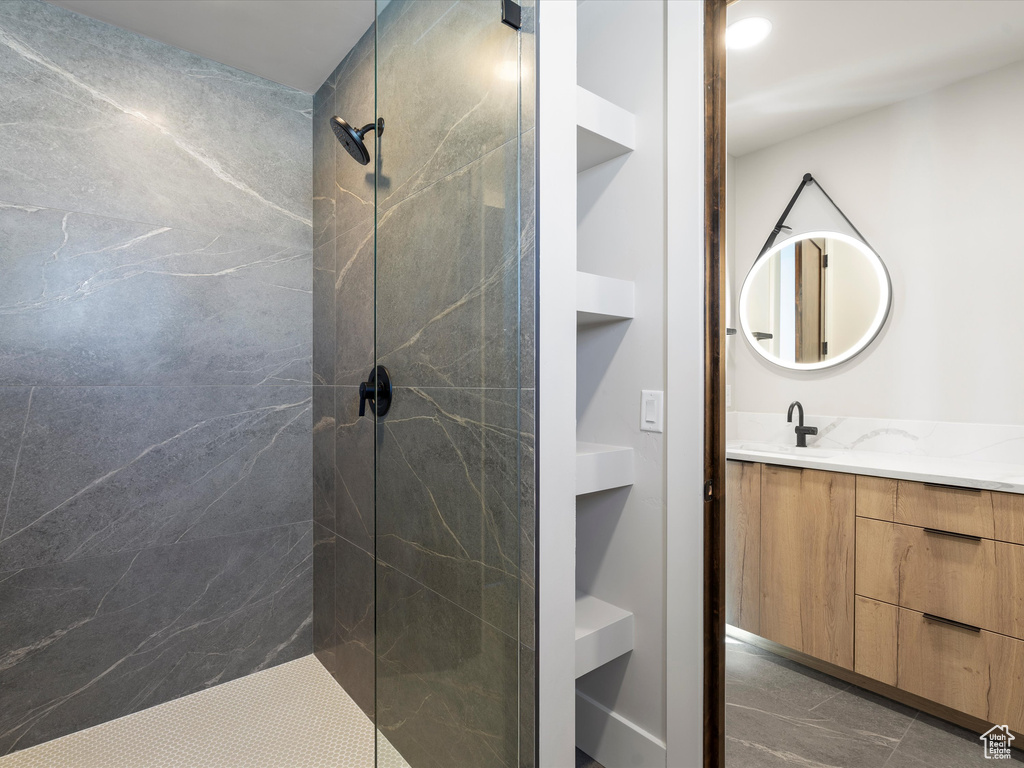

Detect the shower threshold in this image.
[0,655,410,768]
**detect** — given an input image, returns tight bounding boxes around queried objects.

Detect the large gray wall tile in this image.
[334,222,375,386]
[334,532,375,721]
[328,25,376,239]
[0,388,32,517]
[335,386,374,551]
[0,1,312,247]
[0,521,312,755]
[375,0,519,212]
[313,521,337,676]
[313,386,337,532]
[519,389,536,650]
[376,562,518,768]
[0,385,311,571]
[376,140,521,389]
[0,0,313,753]
[376,386,521,639]
[0,202,311,386]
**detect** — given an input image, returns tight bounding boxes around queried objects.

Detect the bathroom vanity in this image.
[726,449,1024,735]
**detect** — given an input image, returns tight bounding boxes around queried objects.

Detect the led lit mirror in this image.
[738,230,891,370]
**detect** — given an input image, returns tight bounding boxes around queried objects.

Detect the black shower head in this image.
[330,116,383,166]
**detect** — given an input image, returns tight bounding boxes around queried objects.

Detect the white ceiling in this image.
[728,0,1024,156]
[46,0,375,93]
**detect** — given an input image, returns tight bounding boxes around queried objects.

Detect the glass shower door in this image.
[371,2,525,766]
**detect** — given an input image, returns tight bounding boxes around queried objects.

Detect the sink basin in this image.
[729,442,838,460]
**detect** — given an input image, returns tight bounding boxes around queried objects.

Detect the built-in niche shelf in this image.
[575,593,635,678]
[577,86,636,173]
[576,442,634,496]
[577,271,635,326]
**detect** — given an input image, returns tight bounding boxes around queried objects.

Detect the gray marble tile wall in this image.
[311,1,536,766]
[0,0,313,755]
[311,12,377,725]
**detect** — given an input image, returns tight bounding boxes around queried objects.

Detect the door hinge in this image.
[704,479,714,502]
[822,253,829,268]
[821,341,829,355]
[501,0,522,29]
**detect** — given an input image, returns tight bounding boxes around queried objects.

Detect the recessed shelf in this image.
[577,271,635,326]
[577,86,636,173]
[575,593,635,678]
[576,442,634,496]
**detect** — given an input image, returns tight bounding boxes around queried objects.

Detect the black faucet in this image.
[787,401,818,448]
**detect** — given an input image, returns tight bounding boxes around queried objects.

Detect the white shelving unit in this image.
[577,86,636,172]
[575,593,635,678]
[576,442,634,496]
[577,271,635,326]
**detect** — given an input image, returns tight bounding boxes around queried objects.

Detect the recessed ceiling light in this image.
[726,17,772,50]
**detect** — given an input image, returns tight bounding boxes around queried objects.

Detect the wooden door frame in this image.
[703,1,728,766]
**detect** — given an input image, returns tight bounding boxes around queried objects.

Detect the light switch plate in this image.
[726,384,732,408]
[640,389,664,433]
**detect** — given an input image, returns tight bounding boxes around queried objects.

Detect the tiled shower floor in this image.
[0,655,410,768]
[726,636,1024,767]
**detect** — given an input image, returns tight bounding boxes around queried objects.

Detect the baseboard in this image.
[576,689,667,768]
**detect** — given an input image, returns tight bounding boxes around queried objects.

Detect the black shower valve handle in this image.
[357,365,393,418]
[358,380,373,417]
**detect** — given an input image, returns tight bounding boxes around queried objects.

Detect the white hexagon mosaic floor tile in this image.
[0,655,411,768]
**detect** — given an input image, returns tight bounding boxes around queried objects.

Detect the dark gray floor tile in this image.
[376,386,522,639]
[725,638,1024,768]
[0,386,312,570]
[575,748,604,768]
[0,521,312,756]
[376,562,519,768]
[886,713,1024,767]
[0,203,312,386]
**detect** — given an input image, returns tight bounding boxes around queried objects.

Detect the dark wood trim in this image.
[726,627,1024,748]
[703,1,728,766]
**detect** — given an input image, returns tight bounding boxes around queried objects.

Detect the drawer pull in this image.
[923,528,982,543]
[923,613,981,633]
[922,482,982,494]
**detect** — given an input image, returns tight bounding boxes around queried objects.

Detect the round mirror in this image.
[738,230,891,370]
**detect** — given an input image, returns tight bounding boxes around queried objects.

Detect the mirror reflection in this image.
[738,231,890,369]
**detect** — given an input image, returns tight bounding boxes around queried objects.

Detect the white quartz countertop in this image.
[726,441,1024,494]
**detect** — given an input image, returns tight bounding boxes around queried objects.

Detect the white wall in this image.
[536,2,578,766]
[576,0,667,751]
[730,57,1024,425]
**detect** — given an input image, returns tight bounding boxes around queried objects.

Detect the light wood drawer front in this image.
[896,480,1024,546]
[760,465,855,670]
[726,460,760,634]
[855,517,900,605]
[855,596,897,686]
[857,475,897,522]
[898,608,1024,732]
[857,518,1024,640]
